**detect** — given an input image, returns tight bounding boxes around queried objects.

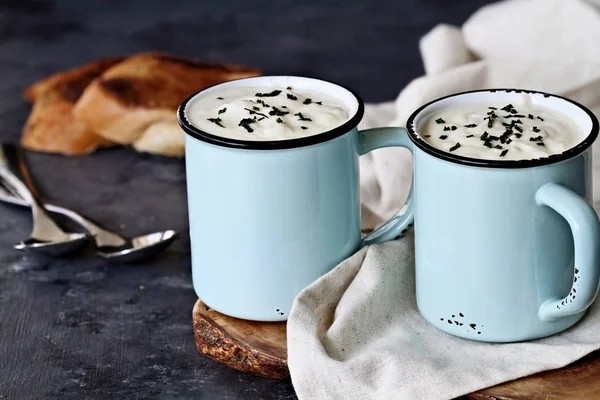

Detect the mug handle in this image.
[358,127,414,247]
[536,183,600,321]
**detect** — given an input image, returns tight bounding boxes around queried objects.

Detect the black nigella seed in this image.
[506,138,513,144]
[537,142,545,146]
[238,117,256,133]
[449,142,461,152]
[439,135,448,140]
[489,135,500,140]
[295,112,312,121]
[533,126,540,133]
[528,114,534,119]
[501,104,514,112]
[447,320,452,324]
[500,149,509,157]
[466,134,474,138]
[276,118,283,123]
[269,107,290,117]
[301,126,308,130]
[315,101,322,105]
[510,109,518,114]
[451,126,457,131]
[488,106,497,110]
[459,313,464,317]
[256,99,271,107]
[244,108,268,118]
[484,141,493,148]
[537,116,544,121]
[423,134,431,137]
[480,132,489,140]
[286,86,292,90]
[464,124,477,128]
[218,108,227,114]
[255,90,282,97]
[303,98,312,105]
[287,93,297,101]
[494,144,503,149]
[469,323,477,329]
[444,126,451,131]
[435,118,445,124]
[207,117,224,128]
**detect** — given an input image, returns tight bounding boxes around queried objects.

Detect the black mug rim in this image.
[405,88,599,169]
[177,75,365,150]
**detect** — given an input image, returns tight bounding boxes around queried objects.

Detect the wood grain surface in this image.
[192,299,288,380]
[193,299,600,398]
[467,350,600,400]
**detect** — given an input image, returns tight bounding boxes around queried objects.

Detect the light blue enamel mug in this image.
[405,89,600,342]
[177,76,413,321]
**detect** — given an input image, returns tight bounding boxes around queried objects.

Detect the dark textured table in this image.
[0,1,490,398]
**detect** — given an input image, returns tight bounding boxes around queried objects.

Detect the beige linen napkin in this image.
[358,0,600,231]
[288,0,600,398]
[288,234,600,399]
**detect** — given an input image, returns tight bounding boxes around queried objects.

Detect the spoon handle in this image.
[0,144,71,242]
[0,185,127,248]
[7,146,128,249]
[46,206,128,248]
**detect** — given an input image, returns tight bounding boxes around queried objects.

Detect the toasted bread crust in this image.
[24,58,123,103]
[21,58,122,155]
[73,52,261,144]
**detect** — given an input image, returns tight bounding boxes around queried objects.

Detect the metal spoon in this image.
[0,144,178,263]
[0,187,177,262]
[0,146,88,256]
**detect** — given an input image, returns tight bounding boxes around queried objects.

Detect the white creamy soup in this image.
[186,86,350,141]
[421,99,583,160]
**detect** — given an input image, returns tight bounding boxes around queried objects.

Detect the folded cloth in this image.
[289,0,600,398]
[288,234,600,399]
[358,0,600,231]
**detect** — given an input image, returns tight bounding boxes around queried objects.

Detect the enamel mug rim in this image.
[177,75,365,150]
[406,88,599,169]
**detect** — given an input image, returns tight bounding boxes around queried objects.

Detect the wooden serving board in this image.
[192,299,288,380]
[192,299,600,398]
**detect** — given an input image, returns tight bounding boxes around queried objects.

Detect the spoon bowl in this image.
[0,144,178,263]
[98,230,178,263]
[15,233,89,256]
[0,144,89,256]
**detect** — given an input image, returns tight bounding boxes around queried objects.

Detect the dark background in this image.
[0,1,489,399]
